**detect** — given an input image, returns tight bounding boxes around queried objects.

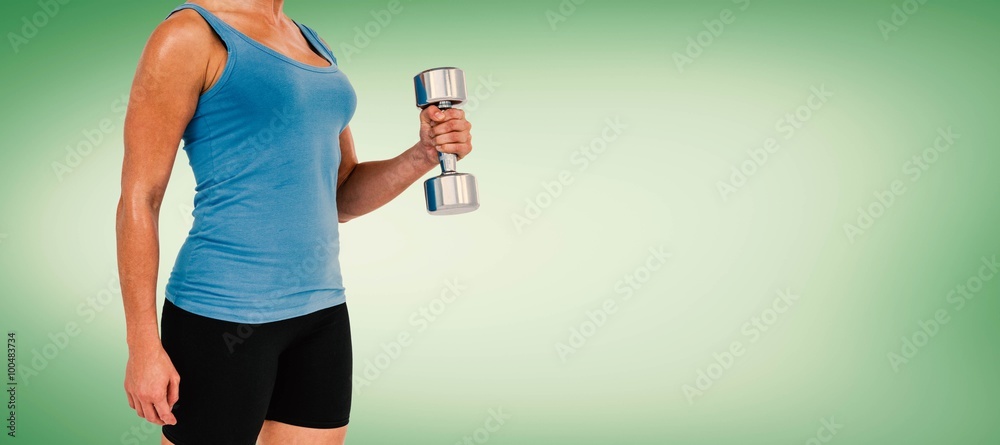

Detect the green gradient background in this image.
[1,0,999,443]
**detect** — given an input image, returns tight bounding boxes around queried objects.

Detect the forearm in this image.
[337,143,437,222]
[115,198,163,351]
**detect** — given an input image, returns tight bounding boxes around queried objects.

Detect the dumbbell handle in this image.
[435,100,458,174]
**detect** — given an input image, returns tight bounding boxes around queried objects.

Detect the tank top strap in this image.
[166,3,240,45]
[296,22,338,65]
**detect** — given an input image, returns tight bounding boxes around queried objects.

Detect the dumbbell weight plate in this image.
[424,172,480,215]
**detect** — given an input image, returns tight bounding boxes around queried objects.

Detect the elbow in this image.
[338,213,356,224]
[115,197,126,235]
[116,190,164,228]
[336,192,357,223]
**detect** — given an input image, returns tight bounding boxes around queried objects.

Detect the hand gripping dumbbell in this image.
[414,67,480,215]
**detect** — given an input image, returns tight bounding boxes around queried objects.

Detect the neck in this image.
[218,0,285,23]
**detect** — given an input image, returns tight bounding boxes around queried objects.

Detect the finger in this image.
[436,143,472,160]
[154,399,178,425]
[440,108,465,122]
[134,399,147,419]
[419,105,446,126]
[432,119,471,136]
[433,132,471,146]
[127,391,136,410]
[141,401,166,425]
[167,376,180,407]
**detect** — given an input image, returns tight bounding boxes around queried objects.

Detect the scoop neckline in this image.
[182,2,339,73]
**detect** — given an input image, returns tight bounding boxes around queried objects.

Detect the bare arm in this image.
[336,106,473,222]
[116,10,221,426]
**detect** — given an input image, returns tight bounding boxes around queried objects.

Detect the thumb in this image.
[154,398,177,426]
[167,375,180,407]
[419,105,446,127]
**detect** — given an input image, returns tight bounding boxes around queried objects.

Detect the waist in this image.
[166,230,346,324]
[183,212,341,273]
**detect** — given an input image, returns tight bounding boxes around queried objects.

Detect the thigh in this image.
[265,302,353,429]
[258,420,348,445]
[160,299,285,445]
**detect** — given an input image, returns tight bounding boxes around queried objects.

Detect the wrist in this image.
[126,324,161,352]
[408,144,438,172]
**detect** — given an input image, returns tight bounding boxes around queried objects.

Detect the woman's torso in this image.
[163,2,357,324]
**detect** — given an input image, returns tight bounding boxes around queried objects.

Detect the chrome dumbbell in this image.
[414,67,480,215]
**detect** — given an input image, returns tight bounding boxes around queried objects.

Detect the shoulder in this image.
[132,8,228,94]
[143,8,224,62]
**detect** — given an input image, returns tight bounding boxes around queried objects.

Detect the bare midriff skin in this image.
[116,1,472,443]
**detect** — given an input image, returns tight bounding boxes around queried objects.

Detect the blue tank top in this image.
[163,3,357,323]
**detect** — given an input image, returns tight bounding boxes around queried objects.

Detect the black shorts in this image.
[160,299,352,445]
